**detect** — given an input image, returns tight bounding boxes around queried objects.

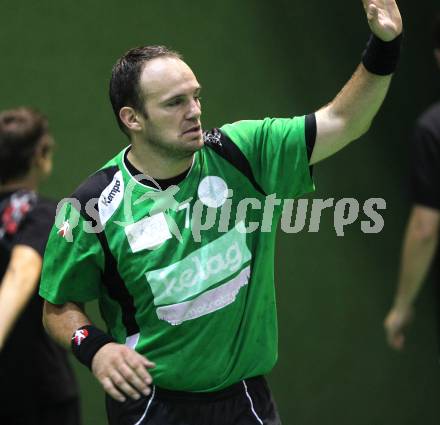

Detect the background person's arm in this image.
[311,0,402,165]
[0,245,42,351]
[43,300,155,402]
[384,206,440,350]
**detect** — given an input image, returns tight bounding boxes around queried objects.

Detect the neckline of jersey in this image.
[123,147,192,190]
[118,145,200,193]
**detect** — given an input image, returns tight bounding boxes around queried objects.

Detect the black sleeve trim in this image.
[305,113,317,161]
[95,230,140,336]
[75,206,140,337]
[72,166,140,337]
[71,166,119,211]
[204,129,266,196]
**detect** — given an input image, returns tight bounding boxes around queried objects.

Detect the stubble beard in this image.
[149,133,203,160]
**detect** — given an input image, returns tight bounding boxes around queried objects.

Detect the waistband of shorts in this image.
[154,375,265,402]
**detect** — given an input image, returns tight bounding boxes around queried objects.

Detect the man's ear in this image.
[434,48,440,69]
[32,136,54,177]
[119,107,143,133]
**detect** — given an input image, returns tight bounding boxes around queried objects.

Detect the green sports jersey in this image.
[40,115,315,392]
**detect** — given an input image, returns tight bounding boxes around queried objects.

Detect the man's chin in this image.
[183,135,204,152]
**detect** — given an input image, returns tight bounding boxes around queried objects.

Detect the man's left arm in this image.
[384,206,440,350]
[311,0,403,165]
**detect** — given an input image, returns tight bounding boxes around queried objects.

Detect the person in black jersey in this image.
[384,14,440,350]
[0,107,81,425]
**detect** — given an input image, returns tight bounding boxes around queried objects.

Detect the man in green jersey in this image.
[40,1,403,424]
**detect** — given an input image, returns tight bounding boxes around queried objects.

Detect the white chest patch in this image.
[197,176,228,208]
[124,213,172,252]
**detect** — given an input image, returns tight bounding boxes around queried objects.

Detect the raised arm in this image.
[311,0,402,164]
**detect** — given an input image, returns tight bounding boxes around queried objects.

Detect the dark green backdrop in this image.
[1,1,439,424]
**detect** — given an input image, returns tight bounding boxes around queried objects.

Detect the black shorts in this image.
[0,396,81,425]
[106,375,281,425]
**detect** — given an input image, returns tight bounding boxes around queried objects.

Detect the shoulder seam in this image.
[204,129,266,196]
[71,166,120,207]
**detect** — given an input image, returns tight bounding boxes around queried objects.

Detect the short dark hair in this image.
[434,13,440,49]
[109,45,182,136]
[0,107,49,184]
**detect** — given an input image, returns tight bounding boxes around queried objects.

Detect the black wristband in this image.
[71,325,115,369]
[362,33,402,75]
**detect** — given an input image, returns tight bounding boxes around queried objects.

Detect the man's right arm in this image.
[42,300,91,347]
[384,205,440,350]
[43,300,155,402]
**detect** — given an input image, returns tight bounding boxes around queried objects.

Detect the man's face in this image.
[136,56,203,157]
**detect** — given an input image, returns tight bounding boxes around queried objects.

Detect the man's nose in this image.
[186,98,201,120]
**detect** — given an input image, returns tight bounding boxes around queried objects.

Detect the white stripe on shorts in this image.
[133,385,156,425]
[243,380,264,425]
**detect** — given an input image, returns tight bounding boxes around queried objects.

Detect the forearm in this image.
[312,64,392,164]
[393,224,439,310]
[330,63,391,137]
[43,300,92,349]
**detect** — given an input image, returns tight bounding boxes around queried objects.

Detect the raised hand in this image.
[362,0,403,41]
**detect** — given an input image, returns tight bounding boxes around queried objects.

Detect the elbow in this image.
[333,111,373,144]
[359,120,373,138]
[409,207,440,246]
[412,227,438,245]
[42,300,58,334]
[410,218,439,245]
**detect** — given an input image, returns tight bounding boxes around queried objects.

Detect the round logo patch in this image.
[197,176,229,208]
[72,329,89,346]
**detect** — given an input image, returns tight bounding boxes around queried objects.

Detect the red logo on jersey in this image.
[73,329,89,346]
[1,197,32,235]
[58,220,70,238]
